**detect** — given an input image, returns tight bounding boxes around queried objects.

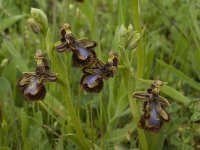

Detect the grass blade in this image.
[0,14,27,32]
[157,59,200,92]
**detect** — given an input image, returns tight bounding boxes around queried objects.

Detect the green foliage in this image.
[0,0,200,149]
[0,15,27,33]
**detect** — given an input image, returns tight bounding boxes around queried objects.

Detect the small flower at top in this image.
[80,51,119,93]
[18,50,57,101]
[133,80,170,132]
[55,23,97,67]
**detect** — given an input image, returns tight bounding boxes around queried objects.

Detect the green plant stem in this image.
[120,47,148,150]
[128,92,148,149]
[131,1,148,150]
[99,92,103,149]
[46,29,90,150]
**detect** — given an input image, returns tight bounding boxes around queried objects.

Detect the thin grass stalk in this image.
[99,92,103,149]
[45,29,90,150]
[132,0,145,77]
[120,48,148,150]
[131,0,148,150]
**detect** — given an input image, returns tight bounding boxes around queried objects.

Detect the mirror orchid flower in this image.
[80,51,118,93]
[55,23,97,67]
[133,80,170,132]
[18,51,57,101]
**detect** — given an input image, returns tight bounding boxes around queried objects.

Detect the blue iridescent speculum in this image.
[24,76,41,95]
[21,75,46,100]
[83,73,100,88]
[75,45,91,60]
[148,102,160,127]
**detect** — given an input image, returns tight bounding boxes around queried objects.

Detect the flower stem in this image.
[131,0,148,150]
[46,29,90,150]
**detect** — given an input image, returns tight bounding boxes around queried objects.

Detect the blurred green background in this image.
[0,0,200,149]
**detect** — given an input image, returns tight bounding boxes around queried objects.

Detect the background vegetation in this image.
[0,0,200,149]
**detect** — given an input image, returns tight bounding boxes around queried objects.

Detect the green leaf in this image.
[0,147,10,150]
[2,40,28,72]
[0,77,13,101]
[17,108,31,150]
[146,131,165,150]
[118,24,127,47]
[170,134,182,147]
[40,93,67,120]
[161,85,191,105]
[103,121,136,142]
[67,134,95,150]
[157,59,200,92]
[191,112,200,122]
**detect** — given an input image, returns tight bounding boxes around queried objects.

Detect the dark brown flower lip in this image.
[139,118,163,133]
[23,85,46,101]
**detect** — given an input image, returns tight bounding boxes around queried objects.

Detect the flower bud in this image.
[126,24,140,50]
[118,24,140,50]
[0,58,9,67]
[118,24,127,47]
[127,31,140,50]
[29,8,48,35]
[27,18,41,34]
